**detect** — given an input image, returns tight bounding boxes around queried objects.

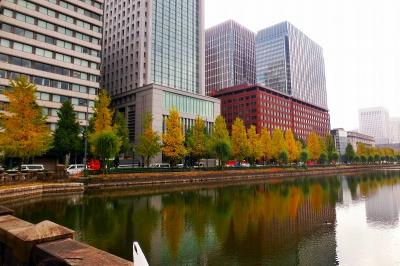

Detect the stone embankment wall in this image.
[85,165,400,190]
[0,206,132,266]
[0,183,84,201]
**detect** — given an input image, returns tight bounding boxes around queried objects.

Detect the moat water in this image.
[6,170,400,265]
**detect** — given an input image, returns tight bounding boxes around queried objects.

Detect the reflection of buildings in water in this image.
[337,176,353,206]
[365,185,400,226]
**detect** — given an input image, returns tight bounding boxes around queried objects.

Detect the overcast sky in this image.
[205,0,400,130]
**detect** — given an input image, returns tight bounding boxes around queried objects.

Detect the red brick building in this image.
[210,84,330,139]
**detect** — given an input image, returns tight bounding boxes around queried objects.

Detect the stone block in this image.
[33,238,133,266]
[0,216,74,265]
[0,206,14,216]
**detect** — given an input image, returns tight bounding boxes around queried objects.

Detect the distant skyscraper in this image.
[102,0,220,161]
[359,107,390,145]
[256,21,328,108]
[390,118,400,144]
[205,20,255,95]
[0,0,103,129]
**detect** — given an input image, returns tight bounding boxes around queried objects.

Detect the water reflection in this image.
[8,170,400,266]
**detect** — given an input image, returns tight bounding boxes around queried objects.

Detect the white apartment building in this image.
[390,118,400,144]
[0,0,103,128]
[359,107,390,145]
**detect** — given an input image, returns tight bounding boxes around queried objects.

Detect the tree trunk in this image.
[65,153,71,167]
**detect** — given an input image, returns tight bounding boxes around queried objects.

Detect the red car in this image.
[87,159,101,171]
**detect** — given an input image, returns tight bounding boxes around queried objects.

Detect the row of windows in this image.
[0,23,100,58]
[0,53,99,82]
[0,69,97,95]
[0,38,99,69]
[45,0,102,20]
[42,106,92,121]
[2,9,100,45]
[0,85,95,108]
[164,91,214,118]
[7,0,101,31]
[36,91,94,107]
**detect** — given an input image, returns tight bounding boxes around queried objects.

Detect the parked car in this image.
[20,164,45,172]
[66,164,85,175]
[194,162,205,168]
[150,163,170,168]
[225,161,238,167]
[240,162,251,168]
[6,167,18,173]
[176,163,184,168]
[87,159,101,171]
[0,166,4,173]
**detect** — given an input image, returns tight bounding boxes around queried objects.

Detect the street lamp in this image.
[83,101,89,169]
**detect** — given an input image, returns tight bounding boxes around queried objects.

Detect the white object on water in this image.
[133,242,149,266]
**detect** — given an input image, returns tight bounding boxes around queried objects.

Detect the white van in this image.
[66,164,85,175]
[20,164,45,172]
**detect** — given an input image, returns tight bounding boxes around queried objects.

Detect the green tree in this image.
[325,135,337,162]
[271,128,287,161]
[53,100,82,165]
[113,112,129,155]
[186,116,207,162]
[91,131,121,170]
[135,113,161,167]
[344,143,356,163]
[162,109,187,166]
[208,116,231,167]
[300,149,310,163]
[319,152,328,165]
[0,76,52,162]
[231,118,250,161]
[331,152,340,162]
[278,150,289,165]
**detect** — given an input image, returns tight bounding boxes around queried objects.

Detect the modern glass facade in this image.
[151,0,200,94]
[164,91,214,118]
[256,22,328,109]
[205,20,255,95]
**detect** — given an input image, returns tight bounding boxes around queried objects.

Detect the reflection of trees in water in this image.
[345,171,400,201]
[9,171,400,264]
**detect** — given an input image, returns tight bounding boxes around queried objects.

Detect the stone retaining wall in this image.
[86,165,400,190]
[0,183,84,201]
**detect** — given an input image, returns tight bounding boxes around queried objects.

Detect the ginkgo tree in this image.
[231,117,250,161]
[0,76,52,162]
[162,108,187,166]
[135,113,161,167]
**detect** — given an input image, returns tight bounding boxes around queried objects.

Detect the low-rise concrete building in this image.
[331,128,375,154]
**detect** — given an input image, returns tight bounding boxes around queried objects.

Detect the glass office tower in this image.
[256,21,328,109]
[205,20,255,95]
[102,0,219,162]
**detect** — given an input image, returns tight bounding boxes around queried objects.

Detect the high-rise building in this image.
[0,0,103,129]
[390,117,400,144]
[256,21,328,109]
[211,84,330,139]
[102,0,220,161]
[359,107,390,145]
[205,20,255,95]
